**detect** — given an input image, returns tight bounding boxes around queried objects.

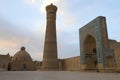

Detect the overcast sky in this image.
[0,0,120,61]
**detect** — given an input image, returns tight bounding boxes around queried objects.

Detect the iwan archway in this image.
[84,34,97,70]
[79,16,115,71]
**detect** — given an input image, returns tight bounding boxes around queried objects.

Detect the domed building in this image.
[11,47,35,71]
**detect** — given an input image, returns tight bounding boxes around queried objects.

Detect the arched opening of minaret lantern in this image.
[83,34,98,70]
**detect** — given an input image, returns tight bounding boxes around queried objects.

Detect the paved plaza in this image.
[0,71,120,80]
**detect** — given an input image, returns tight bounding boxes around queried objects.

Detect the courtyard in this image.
[0,71,120,80]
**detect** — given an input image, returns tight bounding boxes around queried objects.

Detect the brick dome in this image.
[13,47,32,61]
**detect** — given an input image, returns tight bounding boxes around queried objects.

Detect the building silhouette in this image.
[0,4,120,72]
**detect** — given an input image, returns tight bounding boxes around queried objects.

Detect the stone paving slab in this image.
[0,71,120,80]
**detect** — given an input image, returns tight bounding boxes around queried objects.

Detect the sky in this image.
[0,0,120,61]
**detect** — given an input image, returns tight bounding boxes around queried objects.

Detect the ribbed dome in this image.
[13,47,32,61]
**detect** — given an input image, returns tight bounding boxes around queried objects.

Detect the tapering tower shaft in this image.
[42,4,59,70]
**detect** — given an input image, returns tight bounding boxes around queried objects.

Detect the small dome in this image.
[13,47,32,61]
[46,3,57,11]
[21,47,25,50]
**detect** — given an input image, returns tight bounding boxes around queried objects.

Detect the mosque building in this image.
[11,47,35,71]
[0,4,120,72]
[0,47,36,71]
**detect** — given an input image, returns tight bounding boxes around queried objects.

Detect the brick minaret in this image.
[42,4,59,70]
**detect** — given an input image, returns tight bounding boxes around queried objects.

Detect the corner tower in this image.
[42,4,59,70]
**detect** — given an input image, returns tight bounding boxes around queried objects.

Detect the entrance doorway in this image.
[7,63,11,71]
[23,64,27,70]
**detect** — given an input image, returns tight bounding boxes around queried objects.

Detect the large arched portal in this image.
[79,16,115,72]
[83,35,97,70]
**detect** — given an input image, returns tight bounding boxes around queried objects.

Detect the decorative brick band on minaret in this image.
[42,4,59,70]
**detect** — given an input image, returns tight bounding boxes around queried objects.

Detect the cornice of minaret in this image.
[46,3,57,11]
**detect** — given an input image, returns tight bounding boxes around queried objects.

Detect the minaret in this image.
[42,4,59,70]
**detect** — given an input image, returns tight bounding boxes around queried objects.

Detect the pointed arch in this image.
[83,34,97,70]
